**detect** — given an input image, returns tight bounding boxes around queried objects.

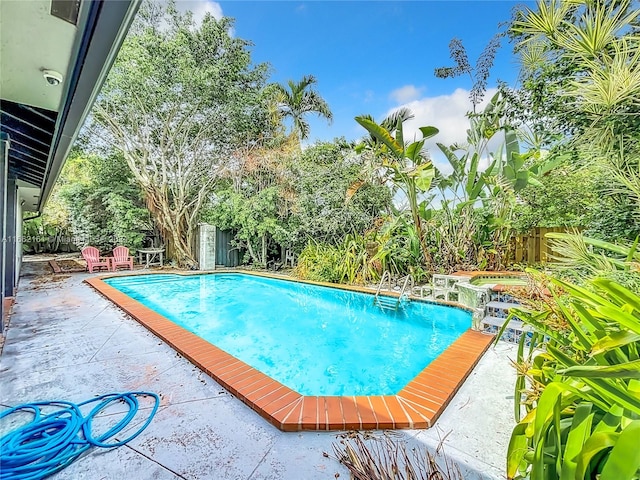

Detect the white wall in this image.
[15,196,22,285]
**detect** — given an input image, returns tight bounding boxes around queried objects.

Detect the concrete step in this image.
[481,316,532,332]
[486,301,521,310]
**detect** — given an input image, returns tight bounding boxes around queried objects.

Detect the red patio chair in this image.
[81,246,111,273]
[111,246,134,271]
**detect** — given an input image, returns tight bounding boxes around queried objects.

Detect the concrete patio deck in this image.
[1,259,517,479]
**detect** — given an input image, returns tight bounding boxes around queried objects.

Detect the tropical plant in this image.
[508,0,640,154]
[295,233,381,285]
[434,34,503,112]
[432,92,552,270]
[505,0,640,242]
[371,215,425,280]
[274,74,333,142]
[295,240,345,284]
[505,274,640,480]
[354,113,438,265]
[543,231,640,292]
[23,180,75,254]
[22,217,73,254]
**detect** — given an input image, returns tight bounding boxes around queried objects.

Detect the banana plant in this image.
[434,92,545,269]
[353,113,438,265]
[503,274,640,480]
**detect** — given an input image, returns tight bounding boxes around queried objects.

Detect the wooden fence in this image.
[509,227,579,265]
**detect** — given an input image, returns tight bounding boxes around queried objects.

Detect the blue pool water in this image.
[104,274,471,396]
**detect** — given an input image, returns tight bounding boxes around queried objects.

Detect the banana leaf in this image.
[599,420,640,480]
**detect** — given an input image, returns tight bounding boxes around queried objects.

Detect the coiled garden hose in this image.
[0,392,160,480]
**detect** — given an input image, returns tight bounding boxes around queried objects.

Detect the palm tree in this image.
[274,75,333,142]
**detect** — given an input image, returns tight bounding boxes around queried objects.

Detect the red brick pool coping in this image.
[86,273,494,431]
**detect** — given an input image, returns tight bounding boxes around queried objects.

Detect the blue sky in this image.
[180,1,532,160]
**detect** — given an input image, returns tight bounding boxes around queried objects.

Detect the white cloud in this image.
[384,87,500,172]
[176,1,224,24]
[389,84,424,104]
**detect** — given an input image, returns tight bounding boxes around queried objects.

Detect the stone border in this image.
[86,272,494,431]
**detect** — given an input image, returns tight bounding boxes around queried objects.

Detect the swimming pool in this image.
[104,273,470,396]
[89,272,493,430]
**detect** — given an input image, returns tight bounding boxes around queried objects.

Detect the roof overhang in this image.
[0,0,140,211]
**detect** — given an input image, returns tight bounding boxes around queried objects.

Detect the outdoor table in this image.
[138,247,165,268]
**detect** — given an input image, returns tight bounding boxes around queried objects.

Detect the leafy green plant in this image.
[294,233,382,285]
[294,240,344,283]
[546,231,640,290]
[430,92,551,271]
[58,151,150,253]
[354,112,438,265]
[505,274,640,480]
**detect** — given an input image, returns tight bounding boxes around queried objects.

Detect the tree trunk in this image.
[262,234,267,267]
[246,240,259,264]
[145,189,198,269]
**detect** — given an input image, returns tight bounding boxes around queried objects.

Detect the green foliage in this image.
[508,0,640,161]
[354,112,438,265]
[204,186,287,265]
[204,140,391,265]
[295,240,344,283]
[295,233,381,285]
[544,231,640,292]
[371,215,424,279]
[22,216,73,254]
[504,0,640,243]
[427,92,547,271]
[23,183,74,253]
[288,141,391,250]
[505,274,640,480]
[514,164,601,232]
[56,150,151,253]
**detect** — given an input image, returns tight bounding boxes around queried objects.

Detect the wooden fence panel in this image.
[508,226,578,265]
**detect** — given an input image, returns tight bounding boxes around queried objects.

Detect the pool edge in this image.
[85,276,494,431]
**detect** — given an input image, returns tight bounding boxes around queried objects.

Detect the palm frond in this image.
[512,0,573,41]
[381,107,414,130]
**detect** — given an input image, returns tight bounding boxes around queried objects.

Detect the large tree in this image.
[91,2,273,267]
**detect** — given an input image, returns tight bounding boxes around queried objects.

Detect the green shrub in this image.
[294,234,382,285]
[294,241,344,283]
[505,275,640,480]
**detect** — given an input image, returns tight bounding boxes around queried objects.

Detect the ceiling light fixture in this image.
[42,70,63,86]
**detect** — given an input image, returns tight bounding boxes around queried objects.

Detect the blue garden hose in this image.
[0,392,160,480]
